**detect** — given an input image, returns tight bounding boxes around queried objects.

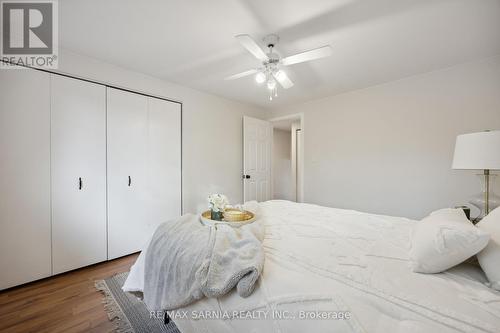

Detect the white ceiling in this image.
[60,0,500,110]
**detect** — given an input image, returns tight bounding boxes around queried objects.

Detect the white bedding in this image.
[123,200,500,333]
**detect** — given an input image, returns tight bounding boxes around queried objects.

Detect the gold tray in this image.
[200,208,255,227]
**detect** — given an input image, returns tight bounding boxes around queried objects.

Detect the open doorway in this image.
[269,114,303,202]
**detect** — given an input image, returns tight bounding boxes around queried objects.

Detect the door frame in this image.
[268,113,304,203]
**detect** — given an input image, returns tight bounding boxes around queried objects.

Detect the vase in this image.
[210,210,223,221]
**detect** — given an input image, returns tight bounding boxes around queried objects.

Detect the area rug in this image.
[95,272,180,333]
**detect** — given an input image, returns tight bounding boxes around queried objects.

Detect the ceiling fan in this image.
[225,34,332,100]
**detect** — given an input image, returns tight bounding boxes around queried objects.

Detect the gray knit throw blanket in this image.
[143,202,265,311]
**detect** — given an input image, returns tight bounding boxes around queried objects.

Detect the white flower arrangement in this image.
[207,194,229,212]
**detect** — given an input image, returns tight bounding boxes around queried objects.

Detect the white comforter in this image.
[123,201,500,333]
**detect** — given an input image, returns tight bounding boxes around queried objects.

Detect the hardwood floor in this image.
[0,253,139,333]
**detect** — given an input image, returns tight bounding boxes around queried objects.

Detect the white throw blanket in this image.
[142,202,265,311]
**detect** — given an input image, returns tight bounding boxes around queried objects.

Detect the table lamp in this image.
[452,130,500,219]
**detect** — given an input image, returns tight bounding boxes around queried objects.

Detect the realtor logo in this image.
[1,0,58,68]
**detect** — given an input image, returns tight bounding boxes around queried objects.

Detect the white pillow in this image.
[477,207,500,290]
[409,208,490,273]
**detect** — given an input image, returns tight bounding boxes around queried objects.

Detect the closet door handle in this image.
[78,177,83,190]
[128,176,132,187]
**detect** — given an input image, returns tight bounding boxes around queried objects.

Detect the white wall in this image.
[56,49,265,213]
[271,56,500,219]
[273,129,293,200]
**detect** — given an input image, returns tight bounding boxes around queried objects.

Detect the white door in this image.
[0,68,52,290]
[51,75,107,274]
[243,116,272,202]
[147,97,182,234]
[108,90,182,259]
[107,88,149,259]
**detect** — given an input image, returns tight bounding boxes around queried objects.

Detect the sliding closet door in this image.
[107,88,149,259]
[51,75,107,274]
[0,68,51,290]
[147,97,182,233]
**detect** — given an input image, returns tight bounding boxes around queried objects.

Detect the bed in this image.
[123,200,500,333]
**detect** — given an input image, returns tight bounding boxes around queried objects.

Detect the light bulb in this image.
[255,72,266,84]
[267,79,276,90]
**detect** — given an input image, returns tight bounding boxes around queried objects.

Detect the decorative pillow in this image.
[476,207,500,290]
[409,208,490,273]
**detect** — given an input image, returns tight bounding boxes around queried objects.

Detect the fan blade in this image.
[282,45,332,66]
[273,70,294,89]
[224,69,259,80]
[236,34,269,62]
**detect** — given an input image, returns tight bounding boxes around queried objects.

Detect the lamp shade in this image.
[452,130,500,170]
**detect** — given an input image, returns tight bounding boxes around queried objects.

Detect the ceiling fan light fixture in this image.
[227,33,332,101]
[255,72,266,84]
[267,79,277,90]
